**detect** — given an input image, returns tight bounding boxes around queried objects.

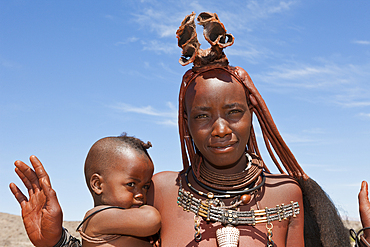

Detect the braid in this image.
[118,132,152,160]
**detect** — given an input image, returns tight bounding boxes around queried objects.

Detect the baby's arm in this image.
[82,205,161,238]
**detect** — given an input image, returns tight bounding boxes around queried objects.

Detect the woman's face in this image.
[184,70,252,171]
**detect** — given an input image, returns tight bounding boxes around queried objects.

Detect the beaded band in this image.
[350,227,370,247]
[177,186,300,225]
[361,235,370,247]
[53,228,81,247]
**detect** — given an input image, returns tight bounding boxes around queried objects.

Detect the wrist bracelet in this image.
[53,228,81,247]
[350,227,370,247]
[361,234,370,247]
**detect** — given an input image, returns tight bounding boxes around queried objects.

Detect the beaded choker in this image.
[185,166,266,199]
[197,152,264,191]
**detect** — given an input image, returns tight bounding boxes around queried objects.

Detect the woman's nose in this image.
[211,117,232,138]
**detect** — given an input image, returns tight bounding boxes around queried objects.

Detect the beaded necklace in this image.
[185,166,266,208]
[177,171,300,247]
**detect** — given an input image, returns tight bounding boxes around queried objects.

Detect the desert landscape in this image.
[0,212,81,247]
[0,211,363,246]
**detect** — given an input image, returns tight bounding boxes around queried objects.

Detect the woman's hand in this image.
[9,155,63,247]
[359,181,370,243]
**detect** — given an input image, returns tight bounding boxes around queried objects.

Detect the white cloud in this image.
[227,46,267,64]
[279,133,314,143]
[340,102,370,108]
[324,167,349,172]
[353,40,370,45]
[115,37,139,46]
[117,0,300,72]
[358,112,370,118]
[132,8,180,38]
[303,128,326,134]
[104,15,115,20]
[246,0,297,18]
[256,63,347,88]
[141,40,177,54]
[109,102,177,126]
[1,57,21,69]
[253,61,370,109]
[156,119,177,126]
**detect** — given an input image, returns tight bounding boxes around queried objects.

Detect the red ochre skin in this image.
[147,70,304,247]
[149,171,303,247]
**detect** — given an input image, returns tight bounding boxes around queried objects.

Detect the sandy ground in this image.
[0,212,363,246]
[0,212,81,247]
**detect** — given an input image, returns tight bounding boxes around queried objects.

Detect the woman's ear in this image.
[90,173,103,195]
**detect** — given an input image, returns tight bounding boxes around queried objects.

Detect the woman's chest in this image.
[158,190,290,247]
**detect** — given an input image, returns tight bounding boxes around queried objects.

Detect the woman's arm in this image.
[283,180,305,247]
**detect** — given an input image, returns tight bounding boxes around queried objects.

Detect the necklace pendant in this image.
[240,194,252,205]
[216,225,240,247]
[207,192,214,199]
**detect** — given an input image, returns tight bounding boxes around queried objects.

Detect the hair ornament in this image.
[176,12,234,69]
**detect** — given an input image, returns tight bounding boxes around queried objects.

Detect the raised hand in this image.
[9,155,63,247]
[359,181,370,242]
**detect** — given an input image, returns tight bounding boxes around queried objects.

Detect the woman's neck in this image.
[202,153,247,174]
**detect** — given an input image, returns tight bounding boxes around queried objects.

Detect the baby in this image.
[76,134,161,247]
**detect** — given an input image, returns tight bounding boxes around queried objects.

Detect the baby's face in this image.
[100,148,154,208]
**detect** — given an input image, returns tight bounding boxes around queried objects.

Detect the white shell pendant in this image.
[216,225,240,247]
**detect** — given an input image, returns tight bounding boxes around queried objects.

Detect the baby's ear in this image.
[90,173,103,195]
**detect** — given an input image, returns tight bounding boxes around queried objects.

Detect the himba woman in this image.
[150,12,350,247]
[10,12,350,247]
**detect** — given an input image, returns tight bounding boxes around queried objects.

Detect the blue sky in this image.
[1,0,369,221]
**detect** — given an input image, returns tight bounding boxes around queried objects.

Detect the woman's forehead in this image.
[187,70,243,94]
[184,77,246,109]
[196,69,234,82]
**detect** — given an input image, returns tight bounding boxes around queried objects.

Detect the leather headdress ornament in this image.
[177,12,308,180]
[176,12,234,68]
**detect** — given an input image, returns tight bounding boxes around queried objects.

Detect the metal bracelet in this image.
[361,235,370,247]
[53,228,81,247]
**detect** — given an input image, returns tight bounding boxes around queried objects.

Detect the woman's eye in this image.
[195,114,208,119]
[229,109,242,115]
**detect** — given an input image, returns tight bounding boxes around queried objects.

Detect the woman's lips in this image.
[209,142,237,153]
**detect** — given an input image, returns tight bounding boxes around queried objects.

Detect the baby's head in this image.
[84,134,154,208]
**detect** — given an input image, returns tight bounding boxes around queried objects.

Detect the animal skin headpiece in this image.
[177,12,308,180]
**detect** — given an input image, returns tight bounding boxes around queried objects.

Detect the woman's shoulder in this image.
[264,173,299,184]
[263,173,303,201]
[152,171,180,188]
[153,170,179,180]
